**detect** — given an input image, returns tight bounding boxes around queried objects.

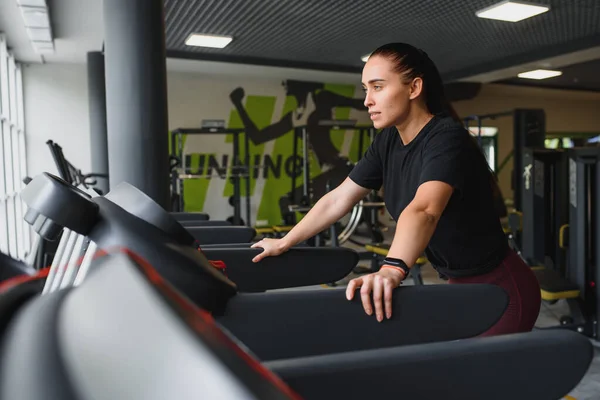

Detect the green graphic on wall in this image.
[174,79,370,226]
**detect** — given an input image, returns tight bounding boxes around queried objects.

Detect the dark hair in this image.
[370,43,505,214]
[369,43,461,124]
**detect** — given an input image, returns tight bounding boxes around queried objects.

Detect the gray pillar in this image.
[86,51,109,195]
[103,0,170,209]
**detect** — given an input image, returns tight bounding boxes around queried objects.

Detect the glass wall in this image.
[0,34,30,261]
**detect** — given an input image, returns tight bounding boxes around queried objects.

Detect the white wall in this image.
[22,61,366,181]
[23,63,91,179]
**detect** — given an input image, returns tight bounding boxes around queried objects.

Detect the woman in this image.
[250,43,541,336]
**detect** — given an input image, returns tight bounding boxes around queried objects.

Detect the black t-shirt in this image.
[349,114,508,278]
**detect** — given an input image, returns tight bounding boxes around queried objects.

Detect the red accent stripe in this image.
[209,260,226,270]
[196,246,228,276]
[209,260,227,277]
[0,246,110,294]
[0,268,49,293]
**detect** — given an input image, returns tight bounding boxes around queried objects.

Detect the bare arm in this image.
[251,177,371,261]
[281,177,371,248]
[385,180,453,267]
[346,180,454,321]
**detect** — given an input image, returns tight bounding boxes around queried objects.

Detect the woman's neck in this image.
[395,108,434,145]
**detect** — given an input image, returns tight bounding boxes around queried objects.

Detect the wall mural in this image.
[173,79,371,226]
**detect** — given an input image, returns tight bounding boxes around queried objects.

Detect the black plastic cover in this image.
[105,183,197,247]
[57,252,298,400]
[267,330,593,400]
[180,220,232,227]
[172,212,210,222]
[188,226,256,245]
[0,289,77,400]
[0,252,35,282]
[218,283,508,361]
[202,247,357,292]
[20,173,99,239]
[88,197,237,314]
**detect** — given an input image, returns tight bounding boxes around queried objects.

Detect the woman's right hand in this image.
[250,238,289,262]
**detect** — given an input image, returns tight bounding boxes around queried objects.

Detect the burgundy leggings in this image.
[448,249,541,337]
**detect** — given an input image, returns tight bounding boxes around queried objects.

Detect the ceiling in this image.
[497,57,600,91]
[163,0,600,90]
[1,0,600,91]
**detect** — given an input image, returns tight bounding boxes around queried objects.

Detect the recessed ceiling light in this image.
[476,1,550,22]
[517,69,562,80]
[361,54,370,62]
[185,33,233,49]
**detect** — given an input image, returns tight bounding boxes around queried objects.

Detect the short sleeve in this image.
[419,129,469,192]
[348,131,385,190]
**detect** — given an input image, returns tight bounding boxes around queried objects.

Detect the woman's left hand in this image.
[346,267,405,322]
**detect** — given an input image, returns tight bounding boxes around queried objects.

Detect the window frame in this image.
[0,34,30,260]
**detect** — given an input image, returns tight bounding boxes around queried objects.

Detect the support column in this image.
[86,51,109,195]
[103,0,170,208]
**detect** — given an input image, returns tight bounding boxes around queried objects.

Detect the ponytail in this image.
[369,43,502,204]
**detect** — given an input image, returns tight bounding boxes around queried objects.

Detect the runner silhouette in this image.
[230,80,367,222]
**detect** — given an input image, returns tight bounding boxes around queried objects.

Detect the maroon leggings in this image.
[448,249,541,337]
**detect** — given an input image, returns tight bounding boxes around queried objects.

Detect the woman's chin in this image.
[372,120,388,129]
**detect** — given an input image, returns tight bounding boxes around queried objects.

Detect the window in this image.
[0,34,30,261]
[468,126,499,172]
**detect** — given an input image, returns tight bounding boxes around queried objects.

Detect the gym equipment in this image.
[267,329,591,400]
[187,226,257,245]
[198,247,357,292]
[46,140,109,195]
[287,121,369,213]
[0,248,592,400]
[123,186,360,290]
[21,173,236,311]
[179,220,231,227]
[463,109,546,212]
[21,172,99,240]
[171,211,209,222]
[170,127,251,226]
[18,173,519,351]
[218,283,507,360]
[96,177,360,289]
[517,147,600,339]
[284,122,385,247]
[0,251,35,282]
[519,148,569,275]
[19,173,358,293]
[32,141,112,270]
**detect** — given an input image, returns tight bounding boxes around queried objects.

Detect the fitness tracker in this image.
[382,257,410,279]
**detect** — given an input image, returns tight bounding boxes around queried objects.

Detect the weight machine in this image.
[170,126,251,226]
[518,147,600,339]
[463,109,546,212]
[46,140,109,195]
[285,120,384,246]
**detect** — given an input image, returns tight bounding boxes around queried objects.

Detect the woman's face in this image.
[361,55,420,129]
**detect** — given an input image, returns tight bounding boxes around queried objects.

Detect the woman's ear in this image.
[409,77,424,100]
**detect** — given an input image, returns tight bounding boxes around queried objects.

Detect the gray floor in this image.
[535,299,600,400]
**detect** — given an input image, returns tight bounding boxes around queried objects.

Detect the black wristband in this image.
[382,257,410,278]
